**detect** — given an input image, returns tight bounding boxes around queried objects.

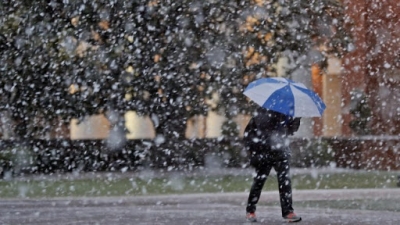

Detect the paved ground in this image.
[1,168,400,224]
[1,188,400,225]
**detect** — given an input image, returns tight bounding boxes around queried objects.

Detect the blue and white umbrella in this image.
[243,77,326,117]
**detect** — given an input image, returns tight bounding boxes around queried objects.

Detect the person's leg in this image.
[246,163,272,213]
[273,157,294,217]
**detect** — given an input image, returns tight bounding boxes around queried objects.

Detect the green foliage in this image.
[0,146,35,177]
[221,120,239,137]
[0,150,13,177]
[0,1,80,138]
[0,170,397,198]
[349,91,371,135]
[291,138,335,167]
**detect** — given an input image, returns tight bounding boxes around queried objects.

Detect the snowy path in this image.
[1,189,400,225]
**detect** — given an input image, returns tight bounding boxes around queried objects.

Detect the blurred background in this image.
[0,0,399,176]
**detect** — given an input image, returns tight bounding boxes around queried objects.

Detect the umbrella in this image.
[243,77,326,117]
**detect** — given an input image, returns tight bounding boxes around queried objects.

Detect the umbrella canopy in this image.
[243,77,326,117]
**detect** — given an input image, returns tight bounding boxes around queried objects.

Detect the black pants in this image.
[246,152,294,217]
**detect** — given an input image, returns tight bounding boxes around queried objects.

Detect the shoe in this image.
[246,212,257,222]
[283,212,302,222]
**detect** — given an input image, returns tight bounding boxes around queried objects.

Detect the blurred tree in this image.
[0,1,74,139]
[214,0,352,119]
[0,0,352,142]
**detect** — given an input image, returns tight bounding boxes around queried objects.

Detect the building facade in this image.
[341,0,400,136]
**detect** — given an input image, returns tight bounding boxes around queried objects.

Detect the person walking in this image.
[244,107,302,223]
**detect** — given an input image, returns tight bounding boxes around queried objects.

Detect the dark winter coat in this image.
[243,108,301,167]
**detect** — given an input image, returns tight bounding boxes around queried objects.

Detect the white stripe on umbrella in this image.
[243,77,326,117]
[244,82,287,107]
[290,85,322,117]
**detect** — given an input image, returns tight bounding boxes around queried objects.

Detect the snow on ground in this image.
[2,168,400,224]
[1,189,400,225]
